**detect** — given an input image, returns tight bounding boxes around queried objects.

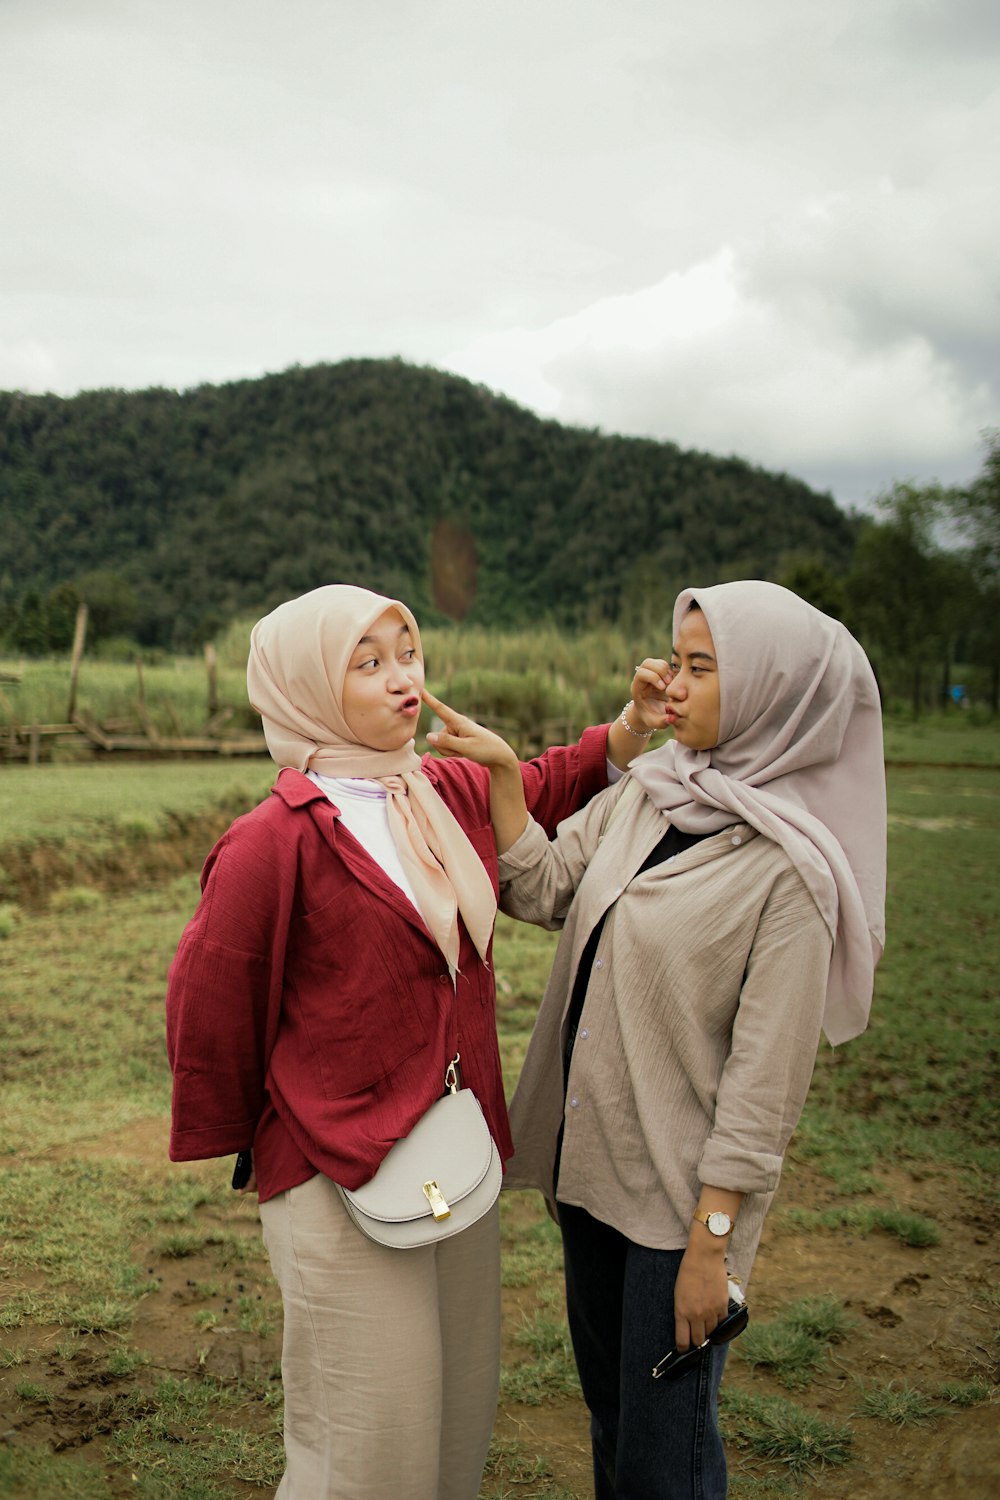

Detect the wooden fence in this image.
[1,605,267,764]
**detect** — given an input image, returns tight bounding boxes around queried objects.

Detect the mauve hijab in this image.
[629,580,886,1045]
[247,585,496,977]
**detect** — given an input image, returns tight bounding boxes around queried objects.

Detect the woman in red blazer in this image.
[166,583,669,1500]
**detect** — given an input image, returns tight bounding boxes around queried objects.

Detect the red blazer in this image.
[166,730,610,1202]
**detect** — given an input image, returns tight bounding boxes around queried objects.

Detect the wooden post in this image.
[29,723,40,766]
[0,687,14,763]
[67,603,88,721]
[135,655,159,741]
[205,643,219,720]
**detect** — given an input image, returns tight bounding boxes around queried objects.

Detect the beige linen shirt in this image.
[498,776,832,1285]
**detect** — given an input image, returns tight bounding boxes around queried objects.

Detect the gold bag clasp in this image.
[422,1180,451,1221]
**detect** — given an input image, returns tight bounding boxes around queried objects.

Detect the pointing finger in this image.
[421,688,450,716]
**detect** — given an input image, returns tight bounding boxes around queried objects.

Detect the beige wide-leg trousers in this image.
[259,1172,501,1500]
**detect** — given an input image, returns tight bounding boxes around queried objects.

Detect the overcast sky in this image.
[3,0,997,510]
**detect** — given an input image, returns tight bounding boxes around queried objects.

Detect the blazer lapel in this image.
[307,796,439,947]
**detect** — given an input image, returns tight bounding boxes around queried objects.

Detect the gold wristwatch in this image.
[692,1209,735,1237]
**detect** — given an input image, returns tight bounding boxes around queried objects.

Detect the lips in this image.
[400,696,421,716]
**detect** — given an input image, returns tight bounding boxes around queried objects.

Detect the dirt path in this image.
[2,1113,996,1497]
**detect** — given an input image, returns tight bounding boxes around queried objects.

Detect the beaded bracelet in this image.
[619,701,652,738]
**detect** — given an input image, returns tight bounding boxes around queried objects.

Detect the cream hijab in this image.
[247,584,496,977]
[630,580,886,1045]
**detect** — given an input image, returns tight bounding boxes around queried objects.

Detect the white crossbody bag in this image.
[337,1055,501,1249]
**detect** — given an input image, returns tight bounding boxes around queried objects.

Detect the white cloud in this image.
[442,250,742,418]
[0,0,996,504]
[443,219,994,507]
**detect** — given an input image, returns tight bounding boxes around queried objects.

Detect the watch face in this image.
[706,1211,732,1236]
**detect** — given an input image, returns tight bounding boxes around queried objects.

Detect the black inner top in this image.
[562,821,716,1079]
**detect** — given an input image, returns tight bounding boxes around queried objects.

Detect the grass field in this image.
[0,730,998,1497]
[880,713,1000,765]
[0,760,274,843]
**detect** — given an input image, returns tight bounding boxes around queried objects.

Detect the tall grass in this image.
[0,656,257,737]
[2,621,655,752]
[215,615,655,681]
[4,629,998,762]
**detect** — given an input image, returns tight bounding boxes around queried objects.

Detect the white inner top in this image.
[307,771,420,909]
[308,758,624,915]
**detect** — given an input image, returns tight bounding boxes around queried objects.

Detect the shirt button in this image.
[569,1097,580,1108]
[579,1028,589,1040]
[731,835,742,846]
[594,958,604,970]
[666,854,676,864]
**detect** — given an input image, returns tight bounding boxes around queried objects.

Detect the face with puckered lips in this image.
[666,608,721,752]
[341,608,425,752]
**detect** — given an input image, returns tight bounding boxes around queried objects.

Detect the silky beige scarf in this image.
[247,585,496,976]
[630,580,886,1045]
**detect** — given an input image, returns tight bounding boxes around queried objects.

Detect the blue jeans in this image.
[559,1204,728,1500]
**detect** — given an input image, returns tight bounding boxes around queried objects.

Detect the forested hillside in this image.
[0,358,855,649]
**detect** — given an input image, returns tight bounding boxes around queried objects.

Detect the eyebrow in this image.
[670,648,717,664]
[356,625,412,646]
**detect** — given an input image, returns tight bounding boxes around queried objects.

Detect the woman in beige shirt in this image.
[427,580,886,1500]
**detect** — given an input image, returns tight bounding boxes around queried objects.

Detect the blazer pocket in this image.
[286,896,428,1098]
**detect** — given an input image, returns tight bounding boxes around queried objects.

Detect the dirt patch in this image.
[737,1159,998,1497]
[1,1119,996,1497]
[0,810,238,909]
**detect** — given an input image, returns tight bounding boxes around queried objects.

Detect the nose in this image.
[386,660,415,691]
[666,671,686,701]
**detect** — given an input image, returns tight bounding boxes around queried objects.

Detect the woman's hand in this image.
[607,658,673,769]
[422,689,519,770]
[231,1151,257,1196]
[629,657,673,736]
[673,1241,730,1351]
[423,689,528,853]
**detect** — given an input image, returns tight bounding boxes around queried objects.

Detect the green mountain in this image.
[0,358,856,649]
